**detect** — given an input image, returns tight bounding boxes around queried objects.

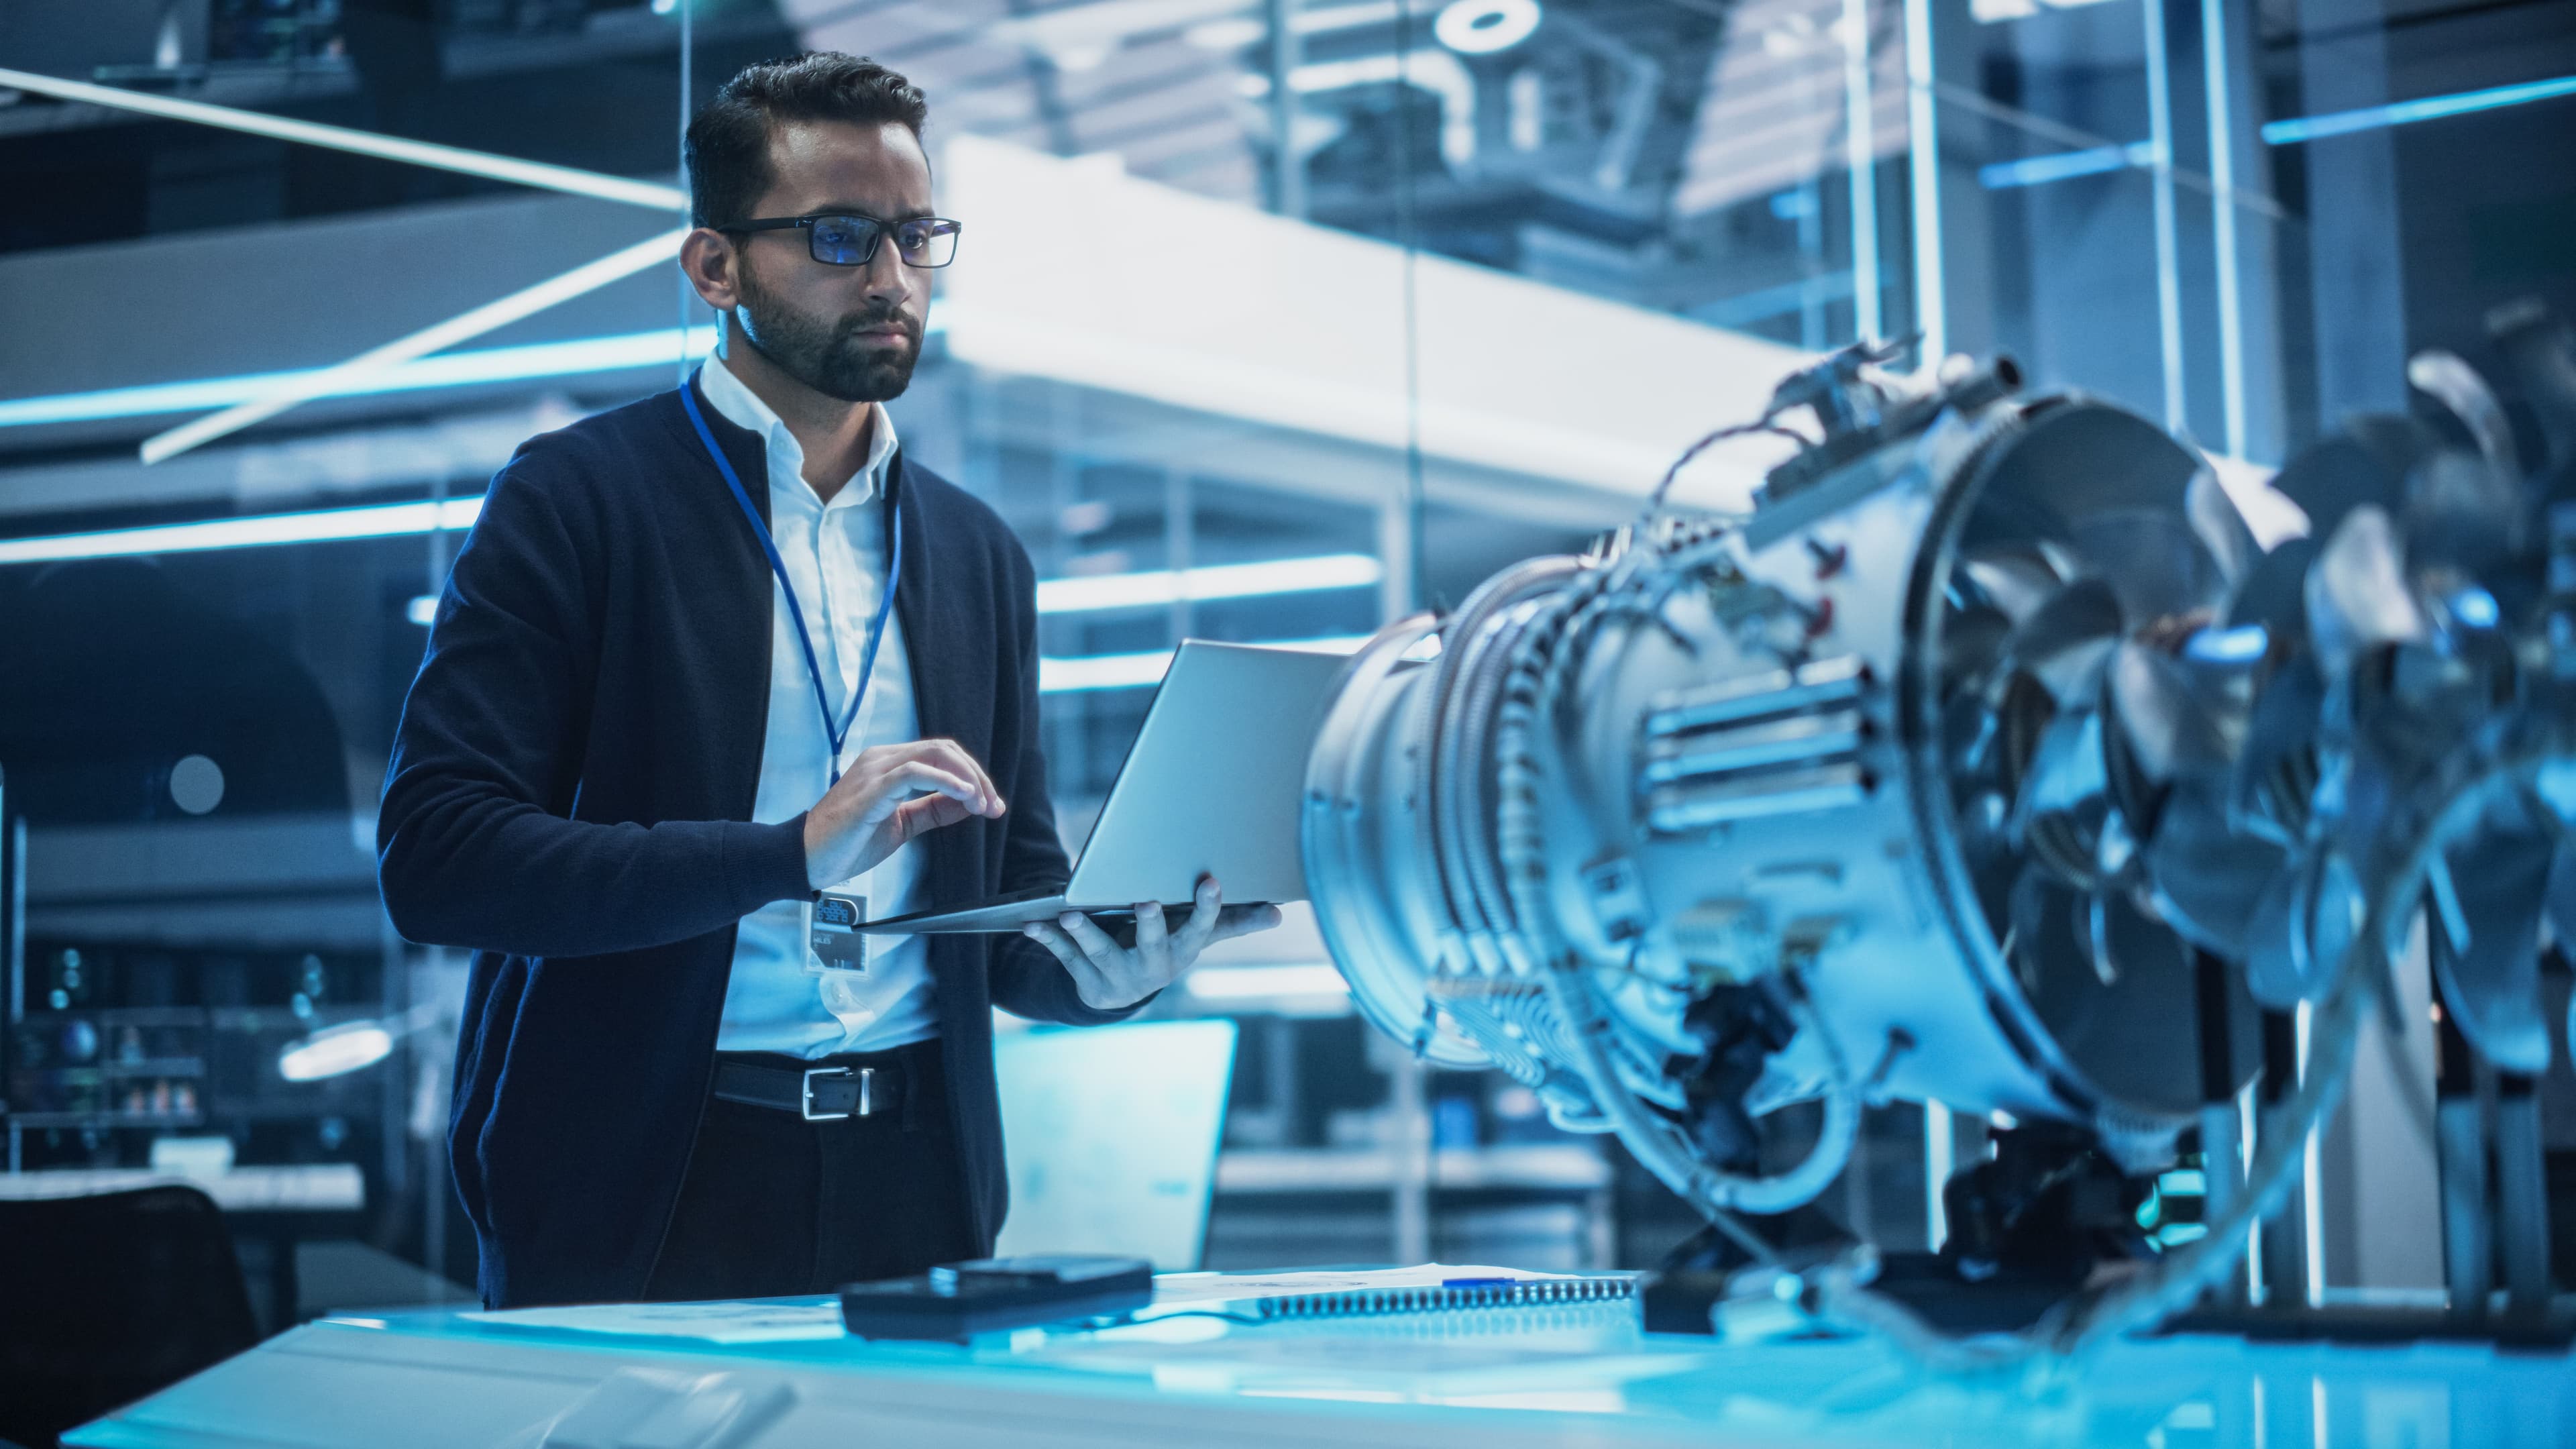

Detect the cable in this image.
[1644,419,1809,517]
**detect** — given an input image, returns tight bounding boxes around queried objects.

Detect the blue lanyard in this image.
[682,379,904,788]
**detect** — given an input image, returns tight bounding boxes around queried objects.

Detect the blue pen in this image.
[1440,1277,1517,1289]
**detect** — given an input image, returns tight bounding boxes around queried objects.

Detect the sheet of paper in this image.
[457,1299,845,1344]
[1147,1264,1582,1305]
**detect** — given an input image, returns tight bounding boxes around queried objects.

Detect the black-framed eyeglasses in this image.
[722,213,962,268]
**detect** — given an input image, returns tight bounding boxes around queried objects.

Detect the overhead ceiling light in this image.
[0,498,484,567]
[1434,0,1540,56]
[277,1005,438,1083]
[278,1020,397,1083]
[1034,552,1382,614]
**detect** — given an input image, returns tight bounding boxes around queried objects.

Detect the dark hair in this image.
[684,53,928,229]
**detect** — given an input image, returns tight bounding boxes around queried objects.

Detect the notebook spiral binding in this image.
[1250,1277,1635,1321]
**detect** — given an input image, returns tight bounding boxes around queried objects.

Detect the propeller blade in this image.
[2143,778,2288,959]
[2108,641,2239,784]
[2012,706,2113,890]
[2268,417,2419,543]
[2186,467,2262,590]
[2304,504,2429,678]
[1961,550,2068,627]
[2068,506,2230,626]
[2229,655,2324,843]
[1941,604,2015,692]
[2426,814,2556,1075]
[2008,575,2123,703]
[2408,349,2524,481]
[2404,447,2528,581]
[2549,843,2576,949]
[2224,535,2317,639]
[2243,853,2361,1009]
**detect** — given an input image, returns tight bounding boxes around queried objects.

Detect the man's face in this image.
[728,119,935,403]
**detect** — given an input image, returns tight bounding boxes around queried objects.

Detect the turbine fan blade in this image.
[2269,415,2420,542]
[2408,349,2524,481]
[2224,535,2317,638]
[1942,604,2015,692]
[2009,701,2112,881]
[2186,467,2262,590]
[2404,446,2529,581]
[2549,843,2576,949]
[2428,814,2557,1075]
[2068,506,2231,626]
[1962,549,2068,627]
[2243,853,2361,1009]
[2305,504,2429,678]
[2229,654,2324,843]
[2143,778,2288,958]
[2008,575,2123,702]
[2108,641,2239,784]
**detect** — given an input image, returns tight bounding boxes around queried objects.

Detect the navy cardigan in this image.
[379,380,1130,1309]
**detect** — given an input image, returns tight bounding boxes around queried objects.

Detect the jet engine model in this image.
[1301,306,2576,1364]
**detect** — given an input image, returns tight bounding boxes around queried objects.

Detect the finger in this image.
[892,794,972,841]
[1131,899,1170,968]
[885,761,987,814]
[1022,922,1106,996]
[1056,911,1125,969]
[909,739,1003,814]
[1207,903,1285,945]
[858,741,1003,815]
[1171,875,1226,959]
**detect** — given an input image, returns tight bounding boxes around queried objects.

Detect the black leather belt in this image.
[711,1053,914,1122]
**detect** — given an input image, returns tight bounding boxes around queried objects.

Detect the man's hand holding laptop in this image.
[1014,876,1277,1010]
[1022,877,1281,1010]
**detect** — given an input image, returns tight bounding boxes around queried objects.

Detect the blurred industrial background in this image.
[2,0,2572,1334]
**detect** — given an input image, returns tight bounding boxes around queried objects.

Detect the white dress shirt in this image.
[702,355,938,1057]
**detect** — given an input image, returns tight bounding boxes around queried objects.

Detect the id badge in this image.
[808,894,869,974]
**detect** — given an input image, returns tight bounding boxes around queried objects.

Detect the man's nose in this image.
[858,240,908,308]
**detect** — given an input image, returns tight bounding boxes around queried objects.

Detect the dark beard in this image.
[733,262,922,403]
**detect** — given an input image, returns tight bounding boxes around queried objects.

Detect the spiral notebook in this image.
[1151,1265,1635,1322]
[1244,1276,1635,1321]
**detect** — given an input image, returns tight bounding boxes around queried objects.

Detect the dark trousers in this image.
[643,1038,979,1301]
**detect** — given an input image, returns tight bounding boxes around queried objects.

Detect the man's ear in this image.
[680,227,743,311]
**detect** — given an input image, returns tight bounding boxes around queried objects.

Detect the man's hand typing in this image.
[802,739,1005,890]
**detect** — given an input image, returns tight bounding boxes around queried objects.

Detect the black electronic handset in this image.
[838,1254,1154,1341]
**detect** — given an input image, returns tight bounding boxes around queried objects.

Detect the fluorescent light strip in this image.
[1034,553,1382,614]
[2261,72,2576,146]
[0,498,484,566]
[142,229,690,464]
[1978,140,2155,190]
[1040,635,1374,694]
[0,66,687,211]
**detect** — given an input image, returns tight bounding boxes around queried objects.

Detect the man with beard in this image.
[378,54,1277,1308]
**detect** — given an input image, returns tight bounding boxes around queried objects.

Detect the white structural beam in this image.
[936,138,1809,511]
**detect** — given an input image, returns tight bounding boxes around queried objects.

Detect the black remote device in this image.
[838,1254,1154,1341]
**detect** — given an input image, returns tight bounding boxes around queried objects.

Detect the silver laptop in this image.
[859,639,1348,934]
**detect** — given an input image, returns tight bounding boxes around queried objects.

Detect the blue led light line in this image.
[2261,72,2576,146]
[1979,72,2575,192]
[0,328,722,431]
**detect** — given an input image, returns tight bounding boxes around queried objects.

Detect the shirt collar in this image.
[699,352,898,508]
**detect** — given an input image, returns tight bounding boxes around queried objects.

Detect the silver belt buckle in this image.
[800,1066,874,1121]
